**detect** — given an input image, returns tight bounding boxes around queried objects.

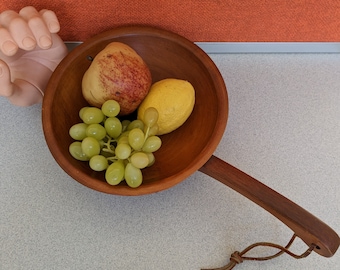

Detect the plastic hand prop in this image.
[0,6,68,106]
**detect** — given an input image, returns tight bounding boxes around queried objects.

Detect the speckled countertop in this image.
[1,53,339,270]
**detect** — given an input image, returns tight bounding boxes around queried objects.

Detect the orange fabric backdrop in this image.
[1,0,339,42]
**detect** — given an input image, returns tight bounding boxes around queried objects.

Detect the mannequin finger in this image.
[0,27,19,56]
[0,59,14,97]
[39,9,60,33]
[0,10,36,51]
[19,6,52,49]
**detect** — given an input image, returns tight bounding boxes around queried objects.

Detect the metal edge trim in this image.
[65,42,340,54]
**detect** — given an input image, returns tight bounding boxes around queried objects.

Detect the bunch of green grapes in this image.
[68,100,161,188]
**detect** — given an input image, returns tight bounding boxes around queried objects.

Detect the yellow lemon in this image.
[137,78,195,135]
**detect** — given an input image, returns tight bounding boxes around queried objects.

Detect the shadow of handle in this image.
[199,155,340,258]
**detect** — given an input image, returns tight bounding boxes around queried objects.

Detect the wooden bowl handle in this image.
[199,155,340,258]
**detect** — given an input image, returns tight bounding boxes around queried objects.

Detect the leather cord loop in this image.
[202,234,316,270]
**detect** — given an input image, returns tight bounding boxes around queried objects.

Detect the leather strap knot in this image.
[230,251,243,264]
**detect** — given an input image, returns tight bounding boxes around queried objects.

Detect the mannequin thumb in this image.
[0,59,14,97]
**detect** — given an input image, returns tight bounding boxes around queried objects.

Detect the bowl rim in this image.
[42,25,228,196]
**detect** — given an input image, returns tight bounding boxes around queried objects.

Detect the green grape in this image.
[105,160,125,185]
[127,119,144,131]
[101,100,120,117]
[70,103,162,189]
[143,107,159,127]
[125,163,143,188]
[115,143,131,160]
[144,123,159,137]
[89,155,108,171]
[81,137,101,158]
[69,141,90,161]
[82,107,104,124]
[104,117,122,138]
[117,134,129,145]
[146,152,155,167]
[142,136,162,153]
[86,123,106,140]
[69,123,88,140]
[121,119,131,132]
[79,106,90,120]
[120,130,130,138]
[128,128,145,151]
[130,152,149,169]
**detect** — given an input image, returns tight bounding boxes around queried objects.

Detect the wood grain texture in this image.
[200,156,340,258]
[1,0,339,42]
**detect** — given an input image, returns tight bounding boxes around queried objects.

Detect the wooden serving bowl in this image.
[42,25,228,196]
[42,26,339,259]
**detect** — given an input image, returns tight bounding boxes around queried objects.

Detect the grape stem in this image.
[144,126,151,144]
[106,156,118,162]
[102,135,116,154]
[101,135,119,163]
[102,146,115,153]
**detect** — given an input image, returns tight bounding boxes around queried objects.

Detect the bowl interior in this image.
[42,26,228,195]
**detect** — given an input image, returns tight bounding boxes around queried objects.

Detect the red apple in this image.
[82,42,152,115]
